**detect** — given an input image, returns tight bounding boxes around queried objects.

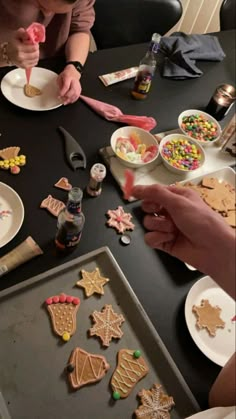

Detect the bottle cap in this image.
[120,234,131,245]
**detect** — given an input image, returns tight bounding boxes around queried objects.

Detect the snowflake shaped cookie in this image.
[89,304,125,347]
[135,383,175,419]
[76,268,110,297]
[192,299,225,336]
[106,206,135,234]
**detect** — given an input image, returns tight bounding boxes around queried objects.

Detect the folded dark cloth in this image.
[160,32,226,79]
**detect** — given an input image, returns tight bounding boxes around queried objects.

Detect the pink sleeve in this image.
[70,0,95,35]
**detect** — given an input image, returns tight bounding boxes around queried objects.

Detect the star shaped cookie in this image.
[192,299,225,336]
[76,268,110,297]
[135,383,175,419]
[89,304,125,347]
[106,206,135,234]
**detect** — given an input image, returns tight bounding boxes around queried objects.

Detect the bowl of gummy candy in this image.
[178,109,222,146]
[159,133,205,175]
[110,126,159,168]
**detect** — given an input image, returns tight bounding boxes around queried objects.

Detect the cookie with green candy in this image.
[111,349,149,399]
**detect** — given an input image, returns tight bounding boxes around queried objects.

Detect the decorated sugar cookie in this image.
[45,293,80,342]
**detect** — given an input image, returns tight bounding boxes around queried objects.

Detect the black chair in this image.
[220,0,236,31]
[91,0,182,49]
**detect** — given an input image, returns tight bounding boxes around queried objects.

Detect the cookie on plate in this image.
[192,299,225,336]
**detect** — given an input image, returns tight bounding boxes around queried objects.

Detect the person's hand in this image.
[132,184,235,278]
[7,28,39,68]
[57,65,82,105]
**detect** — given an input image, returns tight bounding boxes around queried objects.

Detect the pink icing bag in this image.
[25,23,46,84]
[80,95,157,131]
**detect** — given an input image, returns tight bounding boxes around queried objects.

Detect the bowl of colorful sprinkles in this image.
[178,109,221,146]
[159,134,205,175]
[110,126,159,168]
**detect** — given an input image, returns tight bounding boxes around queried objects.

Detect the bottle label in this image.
[67,201,81,215]
[55,231,82,249]
[134,71,152,95]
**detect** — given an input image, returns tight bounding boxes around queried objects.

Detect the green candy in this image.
[133,349,141,358]
[113,391,121,400]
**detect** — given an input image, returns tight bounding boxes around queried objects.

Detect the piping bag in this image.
[25,23,46,84]
[80,95,157,131]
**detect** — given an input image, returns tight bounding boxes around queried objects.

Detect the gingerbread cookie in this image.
[89,304,125,347]
[45,293,80,341]
[135,383,175,418]
[111,349,149,400]
[224,210,236,227]
[179,177,236,226]
[66,347,110,390]
[24,84,42,97]
[76,268,110,297]
[106,206,135,234]
[54,177,72,191]
[40,195,65,217]
[192,299,225,336]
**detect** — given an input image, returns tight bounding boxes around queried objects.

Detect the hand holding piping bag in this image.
[25,23,46,84]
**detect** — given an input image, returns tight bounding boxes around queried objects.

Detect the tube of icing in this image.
[0,236,43,277]
[99,67,138,86]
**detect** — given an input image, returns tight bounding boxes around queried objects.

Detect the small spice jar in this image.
[86,163,106,197]
[205,84,236,121]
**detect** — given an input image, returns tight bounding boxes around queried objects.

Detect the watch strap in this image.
[66,61,84,75]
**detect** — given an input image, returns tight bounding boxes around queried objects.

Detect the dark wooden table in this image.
[0,29,235,410]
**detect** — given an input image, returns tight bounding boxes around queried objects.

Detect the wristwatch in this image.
[65,61,84,75]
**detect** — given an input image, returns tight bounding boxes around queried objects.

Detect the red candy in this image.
[72,298,80,305]
[59,294,67,303]
[123,169,134,200]
[66,296,73,303]
[52,296,60,303]
[46,297,53,305]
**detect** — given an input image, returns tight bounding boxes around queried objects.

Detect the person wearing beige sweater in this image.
[0,0,95,104]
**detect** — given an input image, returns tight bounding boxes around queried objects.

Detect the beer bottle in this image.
[131,33,161,100]
[55,187,85,251]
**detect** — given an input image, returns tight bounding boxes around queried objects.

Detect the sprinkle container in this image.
[159,134,205,175]
[178,109,222,147]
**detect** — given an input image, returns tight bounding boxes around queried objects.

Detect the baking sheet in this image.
[0,247,199,419]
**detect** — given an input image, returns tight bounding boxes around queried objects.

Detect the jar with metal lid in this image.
[205,84,236,120]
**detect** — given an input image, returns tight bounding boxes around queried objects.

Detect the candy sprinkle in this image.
[161,138,202,171]
[181,114,218,142]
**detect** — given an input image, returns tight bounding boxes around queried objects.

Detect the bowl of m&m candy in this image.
[110,126,160,168]
[178,109,221,146]
[159,134,205,175]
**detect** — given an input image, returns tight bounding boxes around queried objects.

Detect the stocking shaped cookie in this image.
[111,349,149,400]
[66,347,110,390]
[45,293,80,342]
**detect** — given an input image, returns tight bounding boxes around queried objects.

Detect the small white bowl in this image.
[159,133,205,175]
[110,126,159,169]
[178,109,222,147]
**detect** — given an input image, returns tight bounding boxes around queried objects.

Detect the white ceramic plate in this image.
[0,182,24,248]
[0,67,62,111]
[185,276,236,366]
[180,166,236,271]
